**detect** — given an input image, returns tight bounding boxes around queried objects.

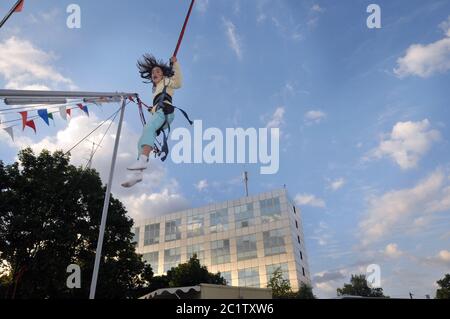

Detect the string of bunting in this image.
[0,102,92,142]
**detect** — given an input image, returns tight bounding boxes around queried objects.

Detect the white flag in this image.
[3,127,14,141]
[59,106,67,121]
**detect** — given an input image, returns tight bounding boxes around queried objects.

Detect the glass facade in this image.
[165,219,181,242]
[134,189,310,290]
[266,263,290,283]
[236,234,258,261]
[133,227,140,247]
[238,268,260,288]
[263,229,286,256]
[164,247,181,272]
[234,203,254,229]
[144,223,160,246]
[187,243,205,264]
[143,251,159,273]
[187,215,204,238]
[210,209,229,233]
[211,239,231,265]
[260,197,281,223]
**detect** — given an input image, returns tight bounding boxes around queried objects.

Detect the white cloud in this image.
[295,193,326,208]
[359,169,450,246]
[6,112,189,222]
[368,119,440,170]
[305,110,327,125]
[223,18,243,60]
[394,17,450,78]
[423,250,450,268]
[195,179,209,192]
[266,107,285,129]
[384,243,403,258]
[329,178,345,191]
[0,36,76,90]
[196,0,209,14]
[311,4,324,13]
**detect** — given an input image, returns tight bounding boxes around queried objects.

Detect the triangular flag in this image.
[66,108,72,117]
[59,106,67,120]
[14,0,24,13]
[25,120,36,134]
[48,113,54,121]
[19,111,28,130]
[38,109,50,126]
[3,127,14,141]
[78,104,89,117]
[128,96,135,102]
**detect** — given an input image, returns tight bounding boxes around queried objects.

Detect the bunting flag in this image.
[67,108,72,117]
[78,104,89,117]
[59,106,67,120]
[3,126,14,141]
[26,120,36,133]
[128,96,135,103]
[48,113,54,121]
[38,109,50,126]
[14,0,25,12]
[19,111,28,130]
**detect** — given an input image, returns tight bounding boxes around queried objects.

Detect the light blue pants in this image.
[137,109,175,158]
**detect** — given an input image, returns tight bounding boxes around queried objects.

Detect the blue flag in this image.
[38,109,50,126]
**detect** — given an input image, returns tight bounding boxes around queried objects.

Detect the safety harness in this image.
[136,83,193,162]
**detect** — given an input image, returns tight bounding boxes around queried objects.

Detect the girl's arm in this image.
[169,56,183,89]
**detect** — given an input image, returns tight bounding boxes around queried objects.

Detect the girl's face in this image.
[152,67,163,85]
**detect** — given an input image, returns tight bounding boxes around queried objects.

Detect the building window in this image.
[266,263,290,284]
[187,244,205,264]
[300,251,303,260]
[260,197,281,223]
[133,227,140,247]
[165,219,181,242]
[143,252,159,273]
[234,203,254,229]
[263,229,286,256]
[297,235,301,245]
[187,215,204,238]
[164,247,181,273]
[211,239,231,265]
[221,271,232,286]
[293,205,297,214]
[236,234,258,261]
[295,220,299,229]
[302,267,306,277]
[210,209,229,233]
[238,268,260,288]
[144,223,160,246]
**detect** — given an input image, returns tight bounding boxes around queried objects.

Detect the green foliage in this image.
[337,274,386,298]
[0,148,150,299]
[267,268,316,299]
[435,274,450,299]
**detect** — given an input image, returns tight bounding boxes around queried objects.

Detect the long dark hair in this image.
[137,54,174,86]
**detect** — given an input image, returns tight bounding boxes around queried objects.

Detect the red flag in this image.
[19,111,28,130]
[14,0,24,13]
[66,109,72,117]
[26,120,36,133]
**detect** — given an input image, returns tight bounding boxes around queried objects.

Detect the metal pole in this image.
[0,0,23,29]
[89,97,126,299]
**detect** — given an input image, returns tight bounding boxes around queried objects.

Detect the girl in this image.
[122,54,182,188]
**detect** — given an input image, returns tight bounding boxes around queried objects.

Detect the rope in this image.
[173,0,196,58]
[64,103,127,155]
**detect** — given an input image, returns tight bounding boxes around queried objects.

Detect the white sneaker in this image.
[121,172,143,188]
[127,155,149,171]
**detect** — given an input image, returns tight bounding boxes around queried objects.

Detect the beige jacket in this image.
[153,61,182,104]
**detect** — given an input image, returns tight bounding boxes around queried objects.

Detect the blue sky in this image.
[1,0,449,298]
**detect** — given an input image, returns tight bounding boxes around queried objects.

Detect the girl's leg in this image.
[128,111,166,171]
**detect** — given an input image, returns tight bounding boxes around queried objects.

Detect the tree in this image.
[337,274,386,298]
[267,267,292,298]
[436,274,450,299]
[0,148,151,299]
[267,268,316,299]
[165,255,226,288]
[296,283,316,299]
